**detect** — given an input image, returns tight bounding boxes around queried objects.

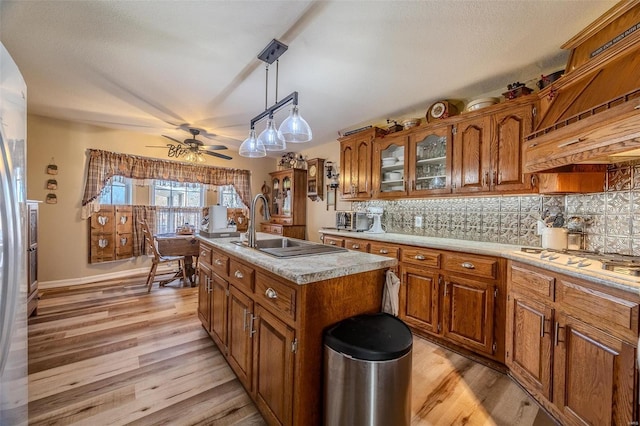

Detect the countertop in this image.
[196,232,397,285]
[319,228,640,295]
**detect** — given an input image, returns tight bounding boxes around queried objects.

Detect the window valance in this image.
[81,149,251,218]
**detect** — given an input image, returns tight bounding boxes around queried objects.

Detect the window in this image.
[151,180,204,234]
[99,176,132,204]
[219,185,244,208]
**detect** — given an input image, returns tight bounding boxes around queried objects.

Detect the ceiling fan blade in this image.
[146,145,171,148]
[203,151,232,160]
[162,135,183,144]
[200,145,227,151]
[200,133,243,145]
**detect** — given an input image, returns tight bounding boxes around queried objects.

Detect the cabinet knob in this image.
[461,262,475,269]
[234,270,244,279]
[265,287,278,299]
[634,104,640,110]
[215,259,223,266]
[379,249,389,254]
[352,244,360,249]
[415,254,425,260]
[329,241,336,246]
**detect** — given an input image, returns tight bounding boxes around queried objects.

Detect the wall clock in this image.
[306,158,325,201]
[426,100,458,123]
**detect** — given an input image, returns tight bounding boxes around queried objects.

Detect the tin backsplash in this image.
[354,188,640,255]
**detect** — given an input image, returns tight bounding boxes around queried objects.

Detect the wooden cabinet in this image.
[322,235,344,247]
[88,205,134,263]
[269,169,307,226]
[343,237,369,252]
[452,114,491,193]
[372,133,408,198]
[339,128,380,200]
[400,247,503,360]
[260,223,306,240]
[506,261,640,425]
[197,239,387,426]
[408,125,452,196]
[27,201,39,317]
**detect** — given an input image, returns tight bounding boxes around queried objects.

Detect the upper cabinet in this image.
[452,98,536,194]
[408,125,452,196]
[339,128,380,200]
[372,133,408,198]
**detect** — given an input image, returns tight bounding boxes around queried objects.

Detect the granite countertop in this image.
[196,232,397,285]
[319,228,640,295]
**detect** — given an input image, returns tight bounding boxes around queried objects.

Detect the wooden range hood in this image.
[524,0,640,173]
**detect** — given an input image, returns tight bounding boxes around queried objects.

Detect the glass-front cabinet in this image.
[408,125,452,196]
[268,168,306,226]
[372,134,408,198]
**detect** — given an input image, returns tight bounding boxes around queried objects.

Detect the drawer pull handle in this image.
[461,262,475,269]
[540,315,545,338]
[215,259,223,266]
[635,104,640,110]
[415,254,425,260]
[329,241,336,245]
[265,287,278,299]
[352,244,360,249]
[379,249,389,254]
[243,308,248,331]
[234,270,244,279]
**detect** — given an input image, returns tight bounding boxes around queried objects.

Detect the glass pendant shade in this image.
[258,118,286,151]
[239,129,266,158]
[278,105,312,143]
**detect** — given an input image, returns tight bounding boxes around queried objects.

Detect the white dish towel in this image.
[382,269,400,316]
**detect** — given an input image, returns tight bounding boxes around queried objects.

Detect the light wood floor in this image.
[28,274,557,425]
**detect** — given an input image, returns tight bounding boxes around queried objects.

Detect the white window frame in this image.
[219,184,244,209]
[150,180,206,234]
[99,175,132,205]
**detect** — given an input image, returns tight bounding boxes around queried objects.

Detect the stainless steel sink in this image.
[231,238,347,258]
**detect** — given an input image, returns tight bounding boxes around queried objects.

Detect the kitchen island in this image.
[195,233,396,426]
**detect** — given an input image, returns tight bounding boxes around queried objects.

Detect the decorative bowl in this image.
[466,97,499,111]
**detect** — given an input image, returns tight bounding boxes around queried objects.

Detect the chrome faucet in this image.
[248,193,270,248]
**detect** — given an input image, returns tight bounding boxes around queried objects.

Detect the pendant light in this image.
[238,129,266,158]
[239,39,312,158]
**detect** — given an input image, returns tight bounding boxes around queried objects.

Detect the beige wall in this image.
[27,115,274,283]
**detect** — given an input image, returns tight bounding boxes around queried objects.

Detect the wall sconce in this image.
[239,39,313,158]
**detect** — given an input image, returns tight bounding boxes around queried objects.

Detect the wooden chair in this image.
[140,220,187,292]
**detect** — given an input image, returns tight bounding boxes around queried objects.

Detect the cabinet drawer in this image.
[255,273,297,321]
[261,223,283,235]
[558,279,639,339]
[211,250,229,277]
[323,236,345,247]
[199,244,213,266]
[401,247,440,268]
[444,253,497,280]
[510,264,555,300]
[369,242,399,259]
[344,238,369,252]
[229,259,254,293]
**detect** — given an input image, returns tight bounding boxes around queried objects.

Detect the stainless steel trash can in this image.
[323,312,412,426]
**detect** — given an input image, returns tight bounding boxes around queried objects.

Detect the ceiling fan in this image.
[148,128,232,161]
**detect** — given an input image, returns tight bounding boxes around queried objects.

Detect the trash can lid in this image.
[324,313,412,361]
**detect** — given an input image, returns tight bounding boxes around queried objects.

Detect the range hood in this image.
[524,1,640,173]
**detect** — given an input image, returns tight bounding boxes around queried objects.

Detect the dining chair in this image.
[140,220,187,292]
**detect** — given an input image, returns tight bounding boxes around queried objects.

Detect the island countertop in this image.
[196,232,397,285]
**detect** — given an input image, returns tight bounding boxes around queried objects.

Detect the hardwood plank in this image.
[29,273,555,425]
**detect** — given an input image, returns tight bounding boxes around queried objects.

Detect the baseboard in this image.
[39,265,176,289]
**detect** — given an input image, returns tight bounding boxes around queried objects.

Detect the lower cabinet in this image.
[210,272,228,350]
[506,261,639,425]
[400,265,439,334]
[197,262,212,331]
[227,285,254,392]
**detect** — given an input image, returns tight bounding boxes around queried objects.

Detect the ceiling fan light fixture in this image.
[278,105,312,143]
[239,129,266,158]
[259,117,286,151]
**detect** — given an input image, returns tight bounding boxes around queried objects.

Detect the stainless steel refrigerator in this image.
[0,42,28,425]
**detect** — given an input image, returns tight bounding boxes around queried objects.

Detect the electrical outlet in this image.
[414,216,423,228]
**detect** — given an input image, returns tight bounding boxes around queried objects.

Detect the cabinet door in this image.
[505,293,553,400]
[197,263,212,331]
[253,305,295,426]
[372,134,408,198]
[553,313,636,426]
[492,104,534,193]
[408,126,452,196]
[442,274,495,355]
[452,116,491,193]
[399,265,440,335]
[340,135,372,199]
[210,272,229,350]
[227,285,254,392]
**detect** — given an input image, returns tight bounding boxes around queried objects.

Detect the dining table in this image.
[155,233,200,286]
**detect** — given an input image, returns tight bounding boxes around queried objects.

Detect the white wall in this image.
[27,115,273,283]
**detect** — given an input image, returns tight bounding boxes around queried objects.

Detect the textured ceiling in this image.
[0,0,617,154]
